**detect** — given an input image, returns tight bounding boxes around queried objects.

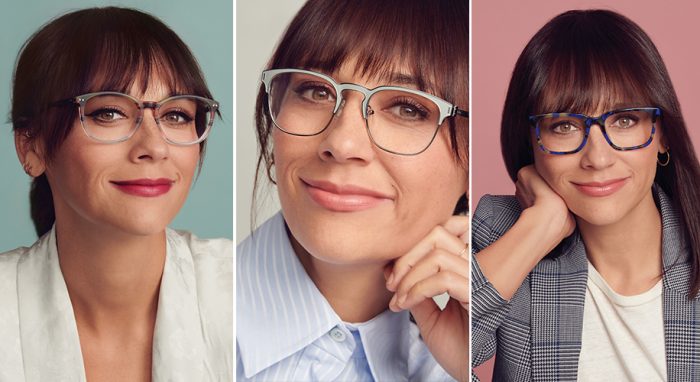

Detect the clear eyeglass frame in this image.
[72,91,219,146]
[528,107,662,155]
[260,68,469,156]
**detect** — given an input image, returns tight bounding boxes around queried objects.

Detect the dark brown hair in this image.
[501,9,700,297]
[11,7,214,237]
[253,0,469,218]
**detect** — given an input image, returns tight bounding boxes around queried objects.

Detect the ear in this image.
[654,122,668,153]
[15,131,46,177]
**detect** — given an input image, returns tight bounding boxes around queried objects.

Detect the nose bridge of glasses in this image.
[334,84,371,119]
[582,116,616,150]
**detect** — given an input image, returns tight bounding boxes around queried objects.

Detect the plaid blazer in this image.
[471,186,700,381]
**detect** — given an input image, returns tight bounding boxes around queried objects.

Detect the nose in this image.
[128,107,169,162]
[580,123,615,169]
[317,90,376,163]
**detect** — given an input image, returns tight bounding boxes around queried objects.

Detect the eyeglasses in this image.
[529,107,661,155]
[260,68,468,155]
[69,92,218,145]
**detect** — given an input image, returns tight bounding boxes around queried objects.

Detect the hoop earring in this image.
[658,150,671,167]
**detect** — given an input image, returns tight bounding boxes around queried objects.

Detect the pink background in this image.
[472,1,700,380]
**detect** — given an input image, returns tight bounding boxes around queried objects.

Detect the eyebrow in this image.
[388,73,419,86]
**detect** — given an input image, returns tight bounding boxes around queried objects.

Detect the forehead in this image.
[320,56,435,93]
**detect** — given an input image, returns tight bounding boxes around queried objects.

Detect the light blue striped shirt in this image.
[237,212,453,381]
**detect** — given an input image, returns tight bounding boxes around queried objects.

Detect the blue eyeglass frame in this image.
[260,68,468,155]
[528,107,662,155]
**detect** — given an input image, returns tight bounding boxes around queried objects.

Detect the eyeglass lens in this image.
[267,72,442,155]
[536,109,655,152]
[81,94,214,144]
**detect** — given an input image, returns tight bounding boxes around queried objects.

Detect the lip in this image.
[110,178,174,197]
[301,178,394,212]
[571,178,629,197]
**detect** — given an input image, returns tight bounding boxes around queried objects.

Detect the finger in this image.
[387,225,466,291]
[393,249,468,304]
[442,215,469,238]
[394,271,469,311]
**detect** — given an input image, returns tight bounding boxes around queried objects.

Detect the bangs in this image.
[530,10,658,116]
[31,7,211,105]
[535,50,652,116]
[82,34,188,97]
[269,0,468,106]
[12,7,213,162]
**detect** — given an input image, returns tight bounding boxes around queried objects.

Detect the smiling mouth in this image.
[302,179,393,212]
[110,178,174,197]
[571,178,629,197]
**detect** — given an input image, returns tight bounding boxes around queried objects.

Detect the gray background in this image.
[236,0,305,243]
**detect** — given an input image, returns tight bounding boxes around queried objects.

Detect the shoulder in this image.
[167,229,232,273]
[166,228,232,301]
[0,246,26,305]
[0,246,27,270]
[237,212,288,272]
[472,195,522,252]
[237,213,286,255]
[0,232,53,285]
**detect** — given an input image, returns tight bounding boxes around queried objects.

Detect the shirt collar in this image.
[237,212,413,379]
[237,213,342,377]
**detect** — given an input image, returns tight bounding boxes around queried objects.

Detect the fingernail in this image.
[389,294,397,308]
[397,294,406,307]
[386,273,394,285]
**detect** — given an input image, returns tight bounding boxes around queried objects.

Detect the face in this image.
[43,76,200,236]
[532,103,663,227]
[273,63,467,265]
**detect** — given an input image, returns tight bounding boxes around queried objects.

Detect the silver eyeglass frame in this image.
[260,68,468,155]
[74,91,219,146]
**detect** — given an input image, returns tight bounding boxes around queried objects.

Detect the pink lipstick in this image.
[572,178,628,197]
[110,178,174,197]
[302,179,393,212]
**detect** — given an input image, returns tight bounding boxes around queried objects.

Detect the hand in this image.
[385,215,469,381]
[515,165,575,243]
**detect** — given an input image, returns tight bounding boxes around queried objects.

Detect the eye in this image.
[295,82,336,103]
[161,110,194,125]
[385,97,430,121]
[549,121,580,134]
[86,108,128,124]
[610,115,638,129]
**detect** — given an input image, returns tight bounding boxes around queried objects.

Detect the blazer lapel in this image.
[530,235,588,382]
[656,188,700,382]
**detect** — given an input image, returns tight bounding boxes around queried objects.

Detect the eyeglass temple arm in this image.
[453,108,469,118]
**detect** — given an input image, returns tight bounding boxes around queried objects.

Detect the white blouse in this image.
[0,226,232,382]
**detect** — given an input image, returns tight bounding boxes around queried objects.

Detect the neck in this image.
[290,235,393,323]
[577,190,662,295]
[55,218,165,332]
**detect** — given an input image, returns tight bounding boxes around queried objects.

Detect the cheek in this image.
[533,153,572,192]
[391,149,467,222]
[271,131,315,183]
[174,146,200,180]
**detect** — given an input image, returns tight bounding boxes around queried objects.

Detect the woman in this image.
[472,9,700,382]
[3,7,232,381]
[237,0,469,380]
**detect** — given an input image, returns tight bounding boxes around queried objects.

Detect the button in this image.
[329,327,346,342]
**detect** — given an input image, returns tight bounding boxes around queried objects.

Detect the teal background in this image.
[0,0,233,252]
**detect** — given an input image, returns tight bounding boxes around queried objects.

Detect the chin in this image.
[567,197,632,227]
[292,224,400,265]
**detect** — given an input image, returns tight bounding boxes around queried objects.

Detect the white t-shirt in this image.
[577,261,666,381]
